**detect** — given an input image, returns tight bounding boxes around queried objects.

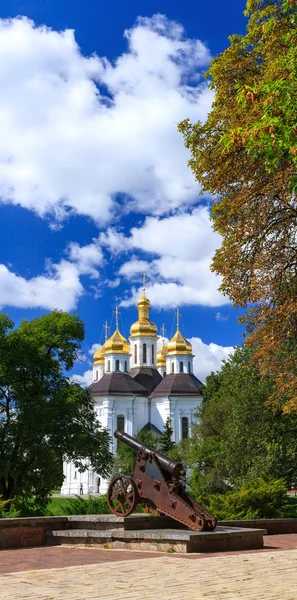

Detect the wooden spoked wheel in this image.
[107,475,137,517]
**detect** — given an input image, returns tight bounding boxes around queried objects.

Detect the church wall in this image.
[166,354,194,375]
[130,337,157,368]
[104,353,130,374]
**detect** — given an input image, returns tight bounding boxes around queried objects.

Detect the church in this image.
[61,287,203,494]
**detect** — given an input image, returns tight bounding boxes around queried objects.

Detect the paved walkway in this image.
[1,536,297,599]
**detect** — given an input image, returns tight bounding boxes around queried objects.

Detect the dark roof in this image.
[89,373,147,396]
[140,422,162,436]
[129,367,163,394]
[151,373,203,397]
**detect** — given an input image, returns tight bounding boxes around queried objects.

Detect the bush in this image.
[63,494,111,515]
[0,497,20,518]
[206,477,288,520]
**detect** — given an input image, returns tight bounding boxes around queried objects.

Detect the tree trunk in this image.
[0,473,15,511]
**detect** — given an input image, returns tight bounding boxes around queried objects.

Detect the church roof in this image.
[129,367,163,394]
[140,422,162,436]
[104,329,130,355]
[167,330,193,356]
[151,373,203,397]
[90,373,147,396]
[130,292,158,338]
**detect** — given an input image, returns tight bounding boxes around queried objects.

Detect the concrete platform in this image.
[47,525,266,554]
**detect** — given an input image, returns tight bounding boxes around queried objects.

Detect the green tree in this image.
[112,429,160,477]
[189,346,297,500]
[0,311,112,513]
[159,418,175,454]
[179,0,297,411]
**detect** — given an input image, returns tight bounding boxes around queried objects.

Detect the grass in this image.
[46,497,73,516]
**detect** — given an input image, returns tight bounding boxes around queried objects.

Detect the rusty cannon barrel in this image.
[114,430,184,478]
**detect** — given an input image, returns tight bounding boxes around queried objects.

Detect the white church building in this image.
[61,289,203,494]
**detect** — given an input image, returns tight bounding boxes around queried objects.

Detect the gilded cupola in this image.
[93,345,105,365]
[104,308,130,355]
[130,285,158,338]
[167,309,193,356]
[156,324,168,367]
[93,321,110,364]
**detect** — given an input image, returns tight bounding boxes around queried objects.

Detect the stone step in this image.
[46,526,266,554]
[67,515,124,530]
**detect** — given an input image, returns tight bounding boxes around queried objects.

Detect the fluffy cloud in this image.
[88,343,101,355]
[0,15,212,223]
[102,207,228,308]
[67,242,104,278]
[190,337,234,382]
[0,241,104,310]
[70,369,93,387]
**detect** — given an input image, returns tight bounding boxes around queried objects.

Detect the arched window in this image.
[152,344,155,364]
[117,415,125,449]
[134,344,137,364]
[95,370,98,381]
[117,415,125,432]
[188,361,191,374]
[107,360,111,372]
[180,361,184,373]
[143,343,147,364]
[171,362,175,374]
[115,359,120,371]
[182,417,189,440]
[124,360,127,372]
[163,371,166,378]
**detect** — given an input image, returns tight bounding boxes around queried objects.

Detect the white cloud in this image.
[102,207,228,308]
[215,311,229,322]
[190,337,234,382]
[118,258,150,279]
[0,260,83,311]
[0,15,212,224]
[67,241,104,278]
[0,241,104,310]
[70,369,93,387]
[88,343,101,355]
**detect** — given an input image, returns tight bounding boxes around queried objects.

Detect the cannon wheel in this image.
[107,475,137,517]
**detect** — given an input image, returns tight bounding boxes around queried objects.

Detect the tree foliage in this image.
[188,347,297,501]
[0,311,112,513]
[112,419,176,478]
[159,417,175,454]
[179,0,297,411]
[112,429,160,477]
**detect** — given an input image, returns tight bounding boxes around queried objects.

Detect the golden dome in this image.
[157,341,168,367]
[104,329,130,355]
[130,292,158,338]
[167,331,192,356]
[93,344,105,365]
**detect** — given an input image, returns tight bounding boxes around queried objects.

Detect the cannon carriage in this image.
[107,430,216,532]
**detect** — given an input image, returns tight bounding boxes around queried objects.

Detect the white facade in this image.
[166,353,193,375]
[130,336,157,368]
[61,295,203,496]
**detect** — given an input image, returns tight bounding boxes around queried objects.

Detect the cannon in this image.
[107,430,216,532]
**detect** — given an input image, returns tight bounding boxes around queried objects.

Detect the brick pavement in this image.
[1,533,297,574]
[1,548,297,599]
[1,535,297,600]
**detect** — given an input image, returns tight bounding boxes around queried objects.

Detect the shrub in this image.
[0,497,20,518]
[206,477,288,520]
[63,494,111,515]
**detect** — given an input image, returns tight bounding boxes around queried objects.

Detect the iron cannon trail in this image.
[107,430,216,532]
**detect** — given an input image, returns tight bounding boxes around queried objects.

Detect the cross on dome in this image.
[103,321,110,342]
[175,308,181,332]
[114,306,120,330]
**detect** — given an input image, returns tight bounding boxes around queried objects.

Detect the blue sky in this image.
[0,0,248,383]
